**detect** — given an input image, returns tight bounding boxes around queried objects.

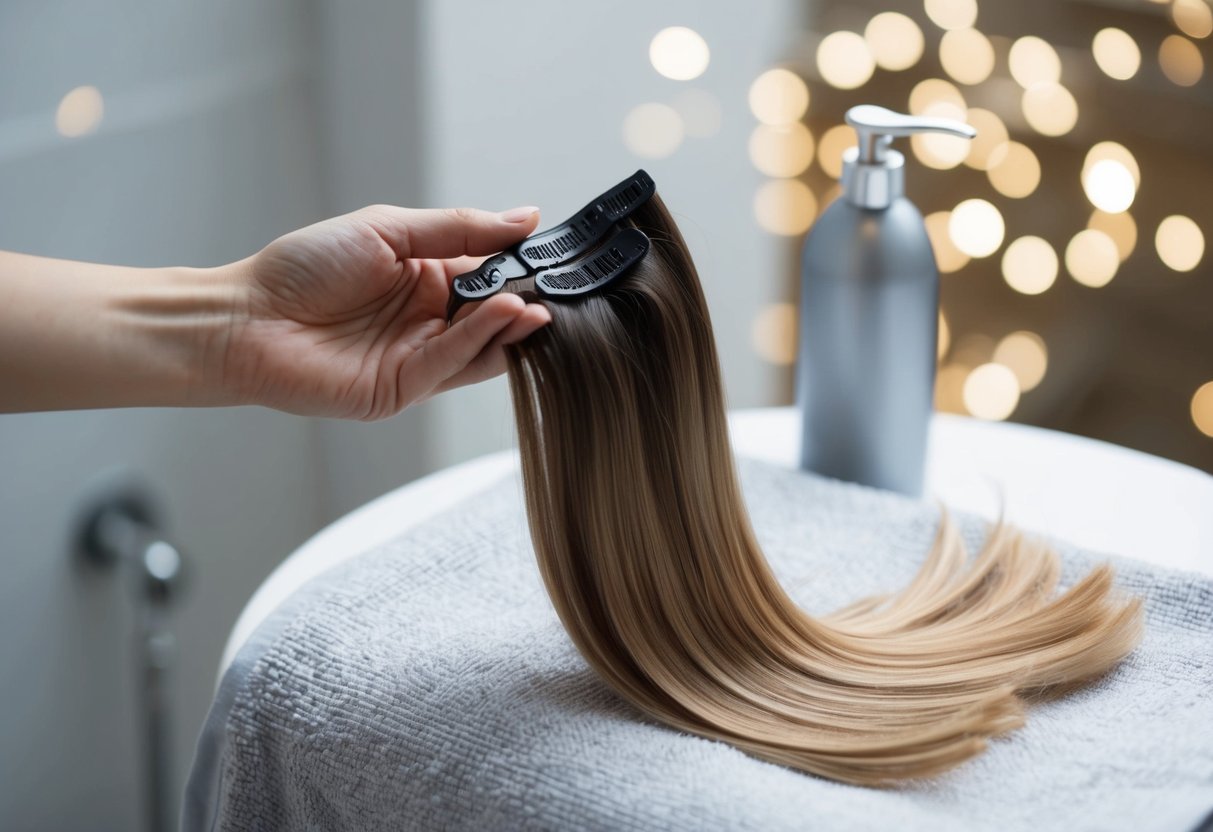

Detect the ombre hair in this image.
[504,192,1142,785]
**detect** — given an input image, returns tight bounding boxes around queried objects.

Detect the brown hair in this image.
[504,192,1142,785]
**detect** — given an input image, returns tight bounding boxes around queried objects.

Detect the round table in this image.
[220,408,1213,675]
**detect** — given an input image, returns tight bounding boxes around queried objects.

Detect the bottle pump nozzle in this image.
[841,105,976,209]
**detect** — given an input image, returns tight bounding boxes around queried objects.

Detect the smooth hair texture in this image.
[504,193,1142,785]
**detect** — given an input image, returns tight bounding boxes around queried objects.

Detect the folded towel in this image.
[184,458,1213,831]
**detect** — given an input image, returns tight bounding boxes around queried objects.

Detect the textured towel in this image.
[183,458,1213,831]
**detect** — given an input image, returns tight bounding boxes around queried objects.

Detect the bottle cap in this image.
[841,105,976,209]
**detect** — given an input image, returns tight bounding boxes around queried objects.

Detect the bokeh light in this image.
[940,28,995,85]
[1155,215,1205,272]
[995,331,1048,392]
[816,124,854,179]
[865,12,924,71]
[938,311,951,360]
[1172,0,1213,39]
[1088,210,1138,261]
[622,102,684,158]
[910,102,970,169]
[56,85,104,137]
[925,211,972,273]
[1001,236,1058,295]
[751,302,798,365]
[1065,229,1120,287]
[1083,141,1141,187]
[817,31,876,89]
[908,78,966,114]
[1159,35,1204,86]
[1092,28,1141,80]
[753,179,818,236]
[748,68,809,126]
[964,363,1021,420]
[749,123,815,177]
[649,27,711,80]
[986,142,1041,198]
[949,199,1005,258]
[924,0,978,31]
[1192,381,1213,438]
[963,108,1008,170]
[1009,36,1061,88]
[672,88,723,138]
[1083,159,1136,213]
[1021,82,1079,136]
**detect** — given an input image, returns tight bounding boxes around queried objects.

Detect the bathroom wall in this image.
[0,1,803,827]
[0,2,329,828]
[418,0,807,468]
[303,0,811,477]
[303,0,435,519]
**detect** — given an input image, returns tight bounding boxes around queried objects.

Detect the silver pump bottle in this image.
[796,105,975,496]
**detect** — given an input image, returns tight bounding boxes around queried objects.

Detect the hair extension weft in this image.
[504,193,1142,786]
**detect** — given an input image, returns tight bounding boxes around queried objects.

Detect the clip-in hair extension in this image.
[446,170,655,321]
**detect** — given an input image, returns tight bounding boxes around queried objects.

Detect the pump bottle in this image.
[796,105,975,496]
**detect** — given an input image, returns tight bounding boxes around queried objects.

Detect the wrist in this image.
[107,260,250,408]
[138,257,251,407]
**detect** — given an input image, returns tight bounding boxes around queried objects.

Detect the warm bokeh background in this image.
[745,0,1212,472]
[0,0,1208,828]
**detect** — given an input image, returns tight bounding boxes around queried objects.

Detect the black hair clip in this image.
[535,226,650,296]
[445,169,655,322]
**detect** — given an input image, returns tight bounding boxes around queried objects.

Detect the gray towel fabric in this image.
[184,458,1213,831]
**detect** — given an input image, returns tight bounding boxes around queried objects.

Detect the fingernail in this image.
[500,205,539,223]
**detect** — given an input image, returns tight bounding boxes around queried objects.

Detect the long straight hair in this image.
[504,193,1142,785]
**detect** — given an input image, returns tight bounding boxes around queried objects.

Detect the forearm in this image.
[0,251,245,412]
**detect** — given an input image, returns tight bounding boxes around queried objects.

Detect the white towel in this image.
[184,458,1213,831]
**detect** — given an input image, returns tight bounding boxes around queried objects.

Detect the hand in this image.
[218,204,551,420]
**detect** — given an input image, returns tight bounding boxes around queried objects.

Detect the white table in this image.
[220,408,1213,674]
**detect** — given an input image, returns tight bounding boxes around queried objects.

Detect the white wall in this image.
[419,0,804,467]
[304,0,436,519]
[0,1,805,827]
[0,2,330,828]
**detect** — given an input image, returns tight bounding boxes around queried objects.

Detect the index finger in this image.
[364,205,540,260]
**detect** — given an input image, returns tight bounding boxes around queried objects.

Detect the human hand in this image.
[216,204,551,420]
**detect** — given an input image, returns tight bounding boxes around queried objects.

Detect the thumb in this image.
[395,293,528,405]
[364,204,540,260]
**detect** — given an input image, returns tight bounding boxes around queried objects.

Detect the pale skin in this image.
[0,203,551,419]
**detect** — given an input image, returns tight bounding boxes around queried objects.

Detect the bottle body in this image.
[796,196,938,496]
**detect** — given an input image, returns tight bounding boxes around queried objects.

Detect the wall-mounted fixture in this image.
[75,478,187,832]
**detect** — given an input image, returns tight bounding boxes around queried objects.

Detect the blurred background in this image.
[0,0,1208,828]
